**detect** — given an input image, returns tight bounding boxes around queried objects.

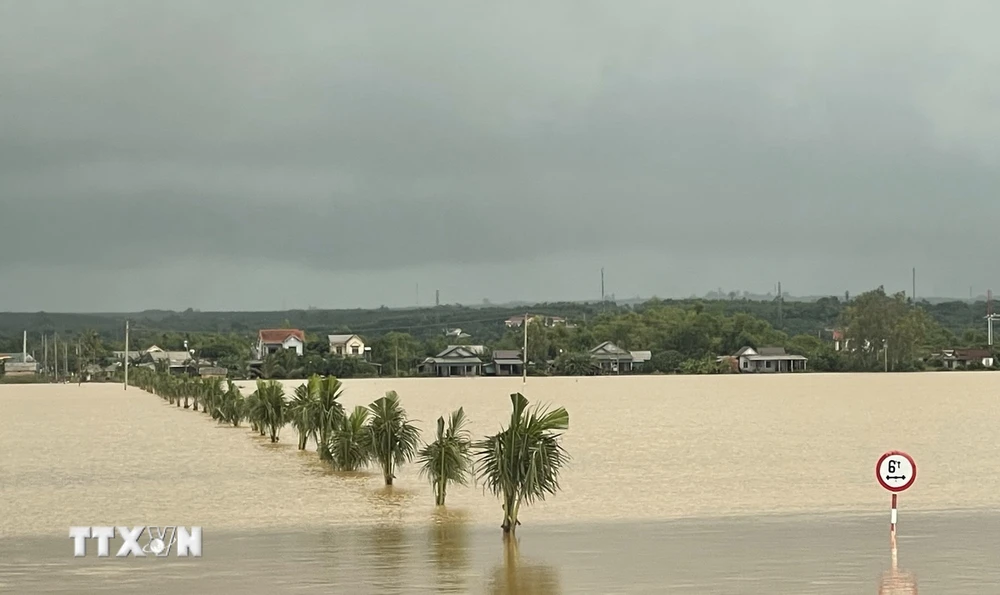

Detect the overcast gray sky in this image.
[1,1,998,312]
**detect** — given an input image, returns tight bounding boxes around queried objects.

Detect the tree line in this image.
[2,286,996,378]
[127,368,568,534]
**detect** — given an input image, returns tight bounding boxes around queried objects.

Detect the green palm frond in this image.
[367,391,420,486]
[329,405,372,471]
[417,407,473,505]
[473,393,569,534]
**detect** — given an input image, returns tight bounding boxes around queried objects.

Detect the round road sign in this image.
[876,451,916,493]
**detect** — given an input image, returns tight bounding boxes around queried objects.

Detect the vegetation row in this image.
[128,368,570,535]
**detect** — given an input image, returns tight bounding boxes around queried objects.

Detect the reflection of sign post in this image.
[876,451,916,549]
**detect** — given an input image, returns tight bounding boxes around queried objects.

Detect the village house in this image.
[418,345,484,377]
[198,366,228,379]
[484,350,524,376]
[504,314,571,328]
[722,346,807,373]
[589,341,634,373]
[255,329,305,358]
[139,349,205,375]
[930,348,994,369]
[328,334,366,357]
[630,350,652,370]
[113,344,164,362]
[0,353,38,376]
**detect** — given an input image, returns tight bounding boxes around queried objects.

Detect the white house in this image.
[328,334,366,357]
[723,346,807,373]
[255,329,305,358]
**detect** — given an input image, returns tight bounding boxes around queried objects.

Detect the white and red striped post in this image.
[890,493,898,550]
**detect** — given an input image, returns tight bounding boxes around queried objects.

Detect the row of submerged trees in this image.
[127,369,570,534]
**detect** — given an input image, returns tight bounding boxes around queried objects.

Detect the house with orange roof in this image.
[255,329,305,359]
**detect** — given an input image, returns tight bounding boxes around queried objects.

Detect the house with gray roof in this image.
[418,345,483,377]
[485,349,524,376]
[722,346,807,373]
[589,341,634,373]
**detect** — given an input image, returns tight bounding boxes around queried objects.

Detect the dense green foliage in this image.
[4,289,998,378]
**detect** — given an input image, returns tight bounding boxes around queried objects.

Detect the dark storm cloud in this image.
[1,1,999,309]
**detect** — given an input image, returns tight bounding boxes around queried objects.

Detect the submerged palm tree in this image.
[288,376,321,450]
[418,408,473,505]
[474,392,569,535]
[367,391,421,486]
[329,405,372,471]
[315,376,346,462]
[253,379,286,442]
[219,380,245,427]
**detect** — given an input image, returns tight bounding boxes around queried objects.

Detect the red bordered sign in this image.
[876,450,916,493]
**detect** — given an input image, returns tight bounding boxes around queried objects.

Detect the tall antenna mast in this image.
[601,268,605,307]
[777,282,783,328]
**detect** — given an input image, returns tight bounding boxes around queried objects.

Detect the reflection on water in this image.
[488,537,561,595]
[2,514,1000,593]
[368,523,407,594]
[430,509,471,593]
[878,546,918,594]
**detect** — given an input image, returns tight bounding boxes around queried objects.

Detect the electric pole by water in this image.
[600,268,605,311]
[777,282,783,329]
[522,312,528,384]
[124,320,130,390]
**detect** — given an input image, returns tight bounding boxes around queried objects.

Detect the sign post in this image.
[875,450,916,549]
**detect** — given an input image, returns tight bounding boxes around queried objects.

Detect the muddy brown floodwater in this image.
[2,373,999,593]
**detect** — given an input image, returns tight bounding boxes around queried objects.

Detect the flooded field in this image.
[2,373,998,592]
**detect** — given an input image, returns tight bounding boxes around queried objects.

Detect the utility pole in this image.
[53,333,58,381]
[522,312,528,384]
[394,340,399,377]
[64,343,68,383]
[884,340,889,373]
[777,282,783,329]
[601,268,605,311]
[124,320,130,390]
[43,334,48,379]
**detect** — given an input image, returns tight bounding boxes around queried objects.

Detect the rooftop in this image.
[259,329,305,344]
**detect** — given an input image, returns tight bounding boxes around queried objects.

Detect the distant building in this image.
[255,329,305,358]
[328,334,366,357]
[418,345,484,377]
[484,350,524,376]
[929,348,993,369]
[589,341,634,374]
[198,366,228,379]
[722,346,807,373]
[505,314,571,328]
[630,350,652,369]
[113,345,164,362]
[0,353,38,376]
